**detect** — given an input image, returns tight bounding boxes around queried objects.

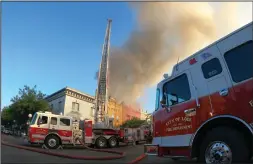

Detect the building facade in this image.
[122,104,141,123]
[140,109,149,120]
[107,97,123,127]
[45,87,95,121]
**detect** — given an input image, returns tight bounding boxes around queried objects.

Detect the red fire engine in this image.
[144,22,253,164]
[27,111,152,149]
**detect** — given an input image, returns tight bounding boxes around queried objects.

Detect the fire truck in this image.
[144,22,253,164]
[27,111,152,149]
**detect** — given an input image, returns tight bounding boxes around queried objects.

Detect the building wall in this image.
[122,104,141,123]
[140,110,148,120]
[107,98,123,127]
[46,87,95,122]
[48,96,66,115]
[64,95,95,122]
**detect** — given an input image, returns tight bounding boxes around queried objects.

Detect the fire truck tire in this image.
[108,137,118,148]
[45,135,60,149]
[95,137,107,149]
[198,126,250,163]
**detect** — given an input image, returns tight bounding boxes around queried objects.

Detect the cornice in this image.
[45,87,95,104]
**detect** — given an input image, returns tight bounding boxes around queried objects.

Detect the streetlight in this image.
[27,114,32,125]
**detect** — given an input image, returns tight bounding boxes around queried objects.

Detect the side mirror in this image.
[160,99,167,108]
[160,95,171,112]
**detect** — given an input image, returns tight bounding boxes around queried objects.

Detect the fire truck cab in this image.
[27,111,93,149]
[145,22,253,163]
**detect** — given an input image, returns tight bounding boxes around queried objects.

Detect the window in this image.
[224,40,253,83]
[37,116,48,125]
[30,113,38,125]
[155,89,160,111]
[51,117,57,125]
[202,58,222,79]
[72,102,79,111]
[163,74,191,106]
[90,107,93,117]
[60,118,70,126]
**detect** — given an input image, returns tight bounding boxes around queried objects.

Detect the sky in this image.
[1,2,252,113]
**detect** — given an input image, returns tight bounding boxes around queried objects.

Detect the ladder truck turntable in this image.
[145,22,253,163]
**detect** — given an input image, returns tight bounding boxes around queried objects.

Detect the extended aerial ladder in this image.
[94,19,112,128]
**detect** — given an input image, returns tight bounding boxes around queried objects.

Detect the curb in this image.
[127,154,147,164]
[2,140,126,160]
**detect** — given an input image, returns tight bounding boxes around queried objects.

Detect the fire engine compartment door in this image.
[202,54,232,114]
[49,116,59,130]
[161,70,197,147]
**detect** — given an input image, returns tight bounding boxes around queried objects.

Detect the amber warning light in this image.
[144,144,158,155]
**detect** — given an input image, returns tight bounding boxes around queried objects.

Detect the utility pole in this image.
[94,19,112,125]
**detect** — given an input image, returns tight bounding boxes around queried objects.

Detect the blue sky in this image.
[2,2,156,112]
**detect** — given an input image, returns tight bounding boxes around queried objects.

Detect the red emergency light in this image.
[189,58,197,65]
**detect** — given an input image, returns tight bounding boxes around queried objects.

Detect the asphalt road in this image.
[2,135,252,164]
[1,134,144,164]
[138,156,253,164]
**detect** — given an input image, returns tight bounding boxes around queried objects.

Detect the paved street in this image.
[1,134,144,164]
[138,154,253,164]
[2,135,253,164]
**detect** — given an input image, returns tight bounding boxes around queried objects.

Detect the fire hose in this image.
[1,139,126,160]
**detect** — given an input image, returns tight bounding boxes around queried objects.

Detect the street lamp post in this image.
[25,113,32,136]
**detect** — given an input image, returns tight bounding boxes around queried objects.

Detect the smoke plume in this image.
[108,2,242,104]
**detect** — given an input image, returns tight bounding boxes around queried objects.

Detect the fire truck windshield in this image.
[30,113,38,125]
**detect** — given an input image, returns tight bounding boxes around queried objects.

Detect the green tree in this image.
[120,117,147,128]
[1,106,13,126]
[7,85,50,125]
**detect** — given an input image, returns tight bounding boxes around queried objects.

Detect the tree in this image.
[1,106,13,126]
[120,117,147,128]
[4,85,51,125]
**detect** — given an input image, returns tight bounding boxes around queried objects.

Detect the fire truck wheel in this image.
[95,137,107,149]
[108,137,118,148]
[199,127,250,163]
[45,135,60,149]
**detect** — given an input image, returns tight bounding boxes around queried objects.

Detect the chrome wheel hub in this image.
[99,140,105,147]
[110,139,116,146]
[205,141,232,164]
[48,138,57,147]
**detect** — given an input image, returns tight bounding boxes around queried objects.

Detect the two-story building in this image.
[122,104,141,122]
[45,87,95,121]
[107,97,123,127]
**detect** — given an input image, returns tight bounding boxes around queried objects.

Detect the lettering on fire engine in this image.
[35,129,47,134]
[62,131,68,135]
[249,100,253,108]
[165,117,192,132]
